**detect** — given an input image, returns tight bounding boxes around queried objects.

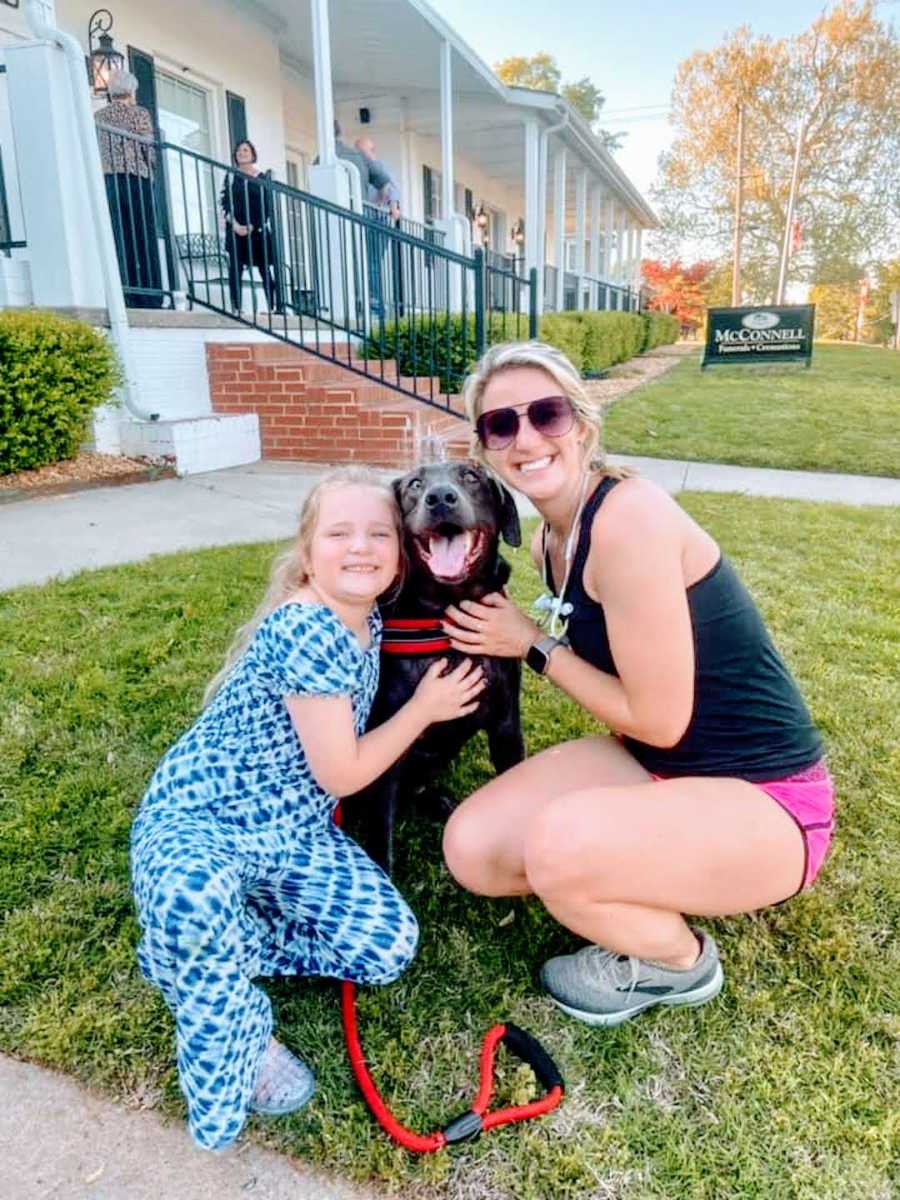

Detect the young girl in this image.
[131,467,484,1151]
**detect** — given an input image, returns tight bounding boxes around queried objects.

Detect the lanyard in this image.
[533,473,591,638]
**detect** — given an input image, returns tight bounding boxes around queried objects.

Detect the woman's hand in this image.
[412,658,486,723]
[232,221,249,237]
[443,593,541,659]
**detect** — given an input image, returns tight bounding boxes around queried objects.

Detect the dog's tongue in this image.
[429,532,468,578]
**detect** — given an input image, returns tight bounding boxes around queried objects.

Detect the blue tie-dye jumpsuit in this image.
[130,602,419,1150]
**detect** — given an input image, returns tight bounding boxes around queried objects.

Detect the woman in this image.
[441,340,834,1027]
[94,70,161,308]
[221,140,283,314]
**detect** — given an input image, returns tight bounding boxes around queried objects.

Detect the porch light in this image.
[511,218,525,246]
[473,203,489,230]
[87,9,125,98]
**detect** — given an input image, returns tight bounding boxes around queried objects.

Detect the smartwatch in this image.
[525,635,567,676]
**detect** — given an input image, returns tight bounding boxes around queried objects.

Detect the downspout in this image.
[25,0,158,420]
[538,104,568,296]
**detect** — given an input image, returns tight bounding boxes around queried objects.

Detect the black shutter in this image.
[423,165,433,222]
[226,92,247,156]
[464,188,473,220]
[127,47,159,135]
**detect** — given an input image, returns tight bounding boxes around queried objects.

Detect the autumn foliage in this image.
[641,259,714,331]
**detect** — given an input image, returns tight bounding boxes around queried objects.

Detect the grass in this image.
[1,495,899,1199]
[604,343,900,478]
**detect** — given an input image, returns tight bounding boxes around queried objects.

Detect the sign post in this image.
[702,304,815,370]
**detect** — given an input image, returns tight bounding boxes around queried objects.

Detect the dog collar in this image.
[382,617,452,656]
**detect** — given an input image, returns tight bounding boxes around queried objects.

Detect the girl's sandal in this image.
[250,1038,316,1116]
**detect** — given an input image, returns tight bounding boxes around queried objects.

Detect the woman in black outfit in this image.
[221,140,283,314]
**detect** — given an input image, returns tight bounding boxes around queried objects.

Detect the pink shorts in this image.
[651,759,836,894]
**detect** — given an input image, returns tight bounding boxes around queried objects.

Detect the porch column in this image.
[633,226,644,297]
[439,40,455,222]
[589,185,603,307]
[311,0,336,167]
[553,146,566,311]
[524,119,542,314]
[435,38,466,310]
[603,197,615,305]
[5,40,104,309]
[616,206,627,283]
[574,167,587,310]
[308,0,355,323]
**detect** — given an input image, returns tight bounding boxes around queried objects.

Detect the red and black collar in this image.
[381,616,452,656]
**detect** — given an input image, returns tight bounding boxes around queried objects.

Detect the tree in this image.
[641,259,714,330]
[494,53,624,150]
[653,1,900,299]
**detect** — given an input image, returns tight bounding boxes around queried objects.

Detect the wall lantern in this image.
[87,9,125,98]
[511,217,525,247]
[473,203,489,231]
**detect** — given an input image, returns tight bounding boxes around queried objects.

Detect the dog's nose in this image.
[424,487,459,509]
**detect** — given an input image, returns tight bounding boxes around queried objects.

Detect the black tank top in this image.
[545,477,823,780]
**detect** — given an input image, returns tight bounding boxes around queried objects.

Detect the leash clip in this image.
[442,1109,484,1144]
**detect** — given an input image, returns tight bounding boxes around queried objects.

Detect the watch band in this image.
[525,635,566,676]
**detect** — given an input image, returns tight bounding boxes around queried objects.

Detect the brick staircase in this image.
[208,343,470,469]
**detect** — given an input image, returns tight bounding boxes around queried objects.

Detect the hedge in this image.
[0,310,121,476]
[361,308,679,393]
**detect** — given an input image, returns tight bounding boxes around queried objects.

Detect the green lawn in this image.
[604,343,900,478]
[1,497,898,1199]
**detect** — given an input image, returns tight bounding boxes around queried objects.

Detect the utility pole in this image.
[731,103,745,306]
[776,120,805,305]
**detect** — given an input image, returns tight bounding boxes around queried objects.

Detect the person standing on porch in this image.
[94,70,162,309]
[220,140,283,316]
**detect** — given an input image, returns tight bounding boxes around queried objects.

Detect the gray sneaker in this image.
[540,930,724,1027]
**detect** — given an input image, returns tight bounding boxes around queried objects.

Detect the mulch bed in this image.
[0,453,176,504]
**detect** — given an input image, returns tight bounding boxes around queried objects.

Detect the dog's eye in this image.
[463,469,481,485]
[407,478,423,492]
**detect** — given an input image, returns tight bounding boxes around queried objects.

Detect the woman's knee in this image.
[442,801,502,894]
[522,791,605,900]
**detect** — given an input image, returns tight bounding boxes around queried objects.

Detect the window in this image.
[155,73,212,155]
[155,72,215,238]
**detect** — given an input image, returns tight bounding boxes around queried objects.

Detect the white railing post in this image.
[524,118,542,317]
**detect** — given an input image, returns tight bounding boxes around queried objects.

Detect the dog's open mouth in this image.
[414,524,487,582]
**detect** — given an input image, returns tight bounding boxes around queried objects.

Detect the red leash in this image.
[334,806,564,1151]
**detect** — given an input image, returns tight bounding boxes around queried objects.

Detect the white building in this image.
[1,0,657,473]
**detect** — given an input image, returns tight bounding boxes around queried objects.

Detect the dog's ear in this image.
[391,475,405,509]
[490,478,521,547]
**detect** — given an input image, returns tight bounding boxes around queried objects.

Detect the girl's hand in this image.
[412,658,486,723]
[233,221,249,236]
[444,593,541,659]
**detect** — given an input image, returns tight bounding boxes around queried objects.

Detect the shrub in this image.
[0,310,121,475]
[643,311,680,351]
[360,305,678,393]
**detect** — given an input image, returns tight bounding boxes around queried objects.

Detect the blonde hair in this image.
[203,467,403,705]
[462,340,630,479]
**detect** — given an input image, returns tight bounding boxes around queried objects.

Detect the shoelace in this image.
[582,946,642,999]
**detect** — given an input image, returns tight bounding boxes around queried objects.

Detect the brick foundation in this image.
[208,342,468,468]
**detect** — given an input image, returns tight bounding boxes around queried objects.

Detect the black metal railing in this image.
[95,126,537,412]
[363,203,446,249]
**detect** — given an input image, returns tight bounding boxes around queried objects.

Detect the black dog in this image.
[350,462,526,874]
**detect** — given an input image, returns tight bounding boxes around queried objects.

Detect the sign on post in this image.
[702,304,815,369]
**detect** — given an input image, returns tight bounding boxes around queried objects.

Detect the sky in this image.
[428,0,900,199]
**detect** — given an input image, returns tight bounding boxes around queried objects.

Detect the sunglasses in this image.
[475,395,576,450]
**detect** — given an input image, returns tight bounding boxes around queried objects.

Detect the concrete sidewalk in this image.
[2,455,899,592]
[0,1055,372,1200]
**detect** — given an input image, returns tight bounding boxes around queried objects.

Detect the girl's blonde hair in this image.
[203,466,403,705]
[462,340,630,479]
